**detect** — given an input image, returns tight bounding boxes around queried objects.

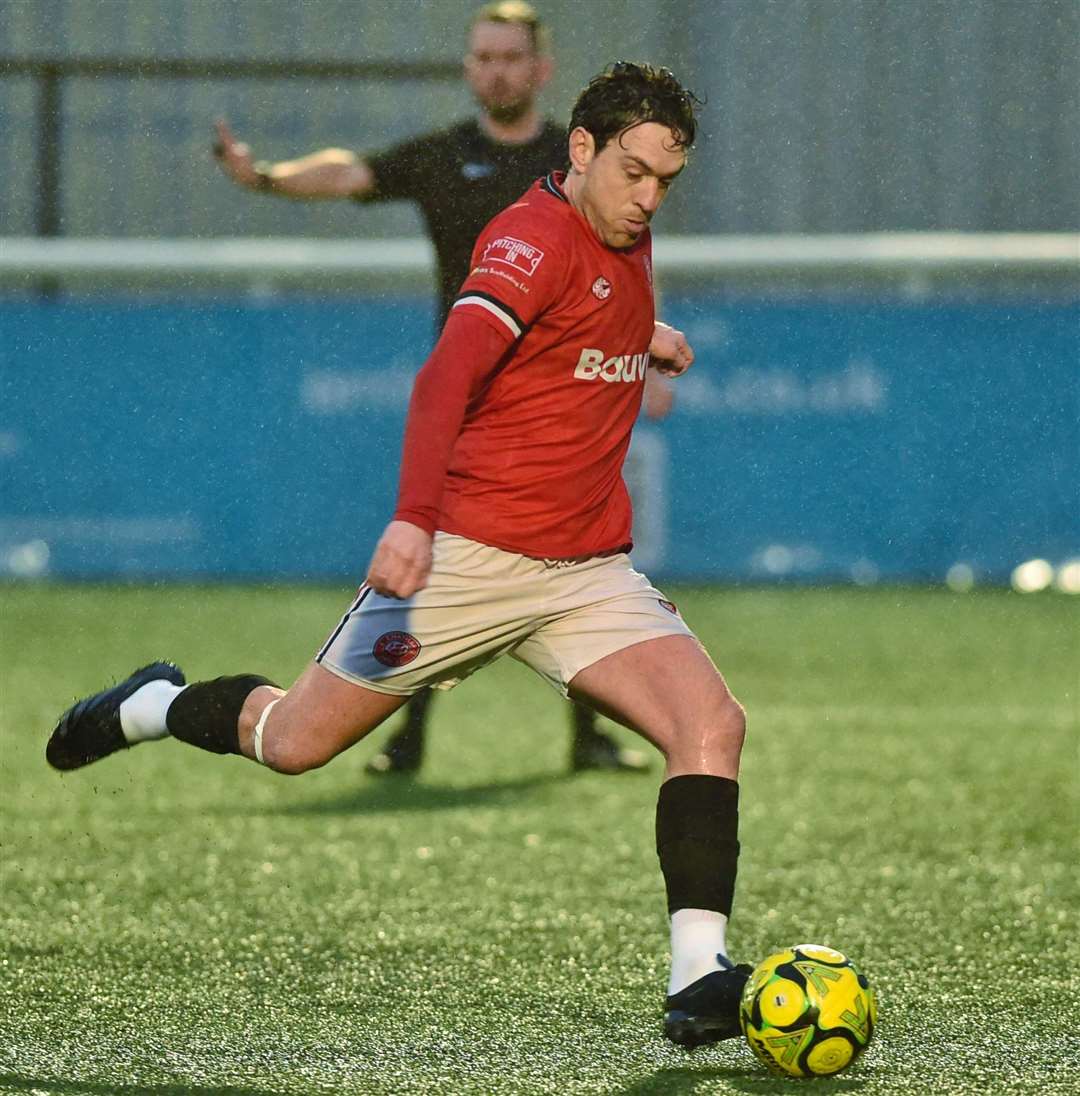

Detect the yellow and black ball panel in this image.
[747,949,796,991]
[743,1021,817,1078]
[758,976,810,1028]
[793,943,848,965]
[805,1034,857,1076]
[815,966,872,1039]
[864,974,879,1030]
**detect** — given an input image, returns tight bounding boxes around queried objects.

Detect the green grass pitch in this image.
[1,582,1076,1095]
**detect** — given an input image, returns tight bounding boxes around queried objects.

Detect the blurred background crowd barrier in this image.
[1,0,1077,586]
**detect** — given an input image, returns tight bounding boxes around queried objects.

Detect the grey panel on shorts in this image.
[317,587,420,684]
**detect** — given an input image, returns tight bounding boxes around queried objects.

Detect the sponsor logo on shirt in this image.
[591,276,612,300]
[642,255,653,287]
[658,598,679,615]
[462,162,494,180]
[373,631,422,667]
[573,348,651,383]
[472,265,530,295]
[482,236,545,277]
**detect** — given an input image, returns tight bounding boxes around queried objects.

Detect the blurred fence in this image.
[0,55,460,237]
[3,0,1078,237]
[1,235,1077,585]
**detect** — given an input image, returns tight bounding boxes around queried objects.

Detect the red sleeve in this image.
[392,310,514,533]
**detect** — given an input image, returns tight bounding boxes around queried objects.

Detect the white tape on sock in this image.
[253,699,280,766]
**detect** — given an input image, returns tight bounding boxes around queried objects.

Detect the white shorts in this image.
[316,533,696,697]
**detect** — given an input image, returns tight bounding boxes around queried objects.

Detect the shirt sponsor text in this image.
[573,348,651,383]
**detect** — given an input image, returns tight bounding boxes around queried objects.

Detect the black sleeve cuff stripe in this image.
[452,290,529,337]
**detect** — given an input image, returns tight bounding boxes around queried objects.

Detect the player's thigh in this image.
[258,660,409,774]
[566,633,730,736]
[566,634,744,772]
[510,552,695,696]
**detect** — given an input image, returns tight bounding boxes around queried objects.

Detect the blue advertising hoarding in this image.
[1,295,1076,583]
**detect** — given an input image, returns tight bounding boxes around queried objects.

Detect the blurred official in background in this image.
[214,1,663,776]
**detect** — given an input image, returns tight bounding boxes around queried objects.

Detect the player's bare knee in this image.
[698,713,744,760]
[668,694,745,762]
[258,721,330,776]
[261,739,328,776]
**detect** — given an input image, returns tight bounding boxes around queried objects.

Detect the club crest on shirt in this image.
[642,255,653,287]
[373,631,422,667]
[482,236,545,277]
[591,276,612,300]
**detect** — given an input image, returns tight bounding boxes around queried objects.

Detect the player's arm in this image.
[212,119,375,199]
[366,313,514,599]
[368,211,564,597]
[640,273,677,418]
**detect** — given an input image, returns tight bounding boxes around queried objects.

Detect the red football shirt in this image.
[395,171,656,559]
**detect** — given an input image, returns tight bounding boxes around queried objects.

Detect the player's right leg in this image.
[235,661,409,773]
[46,659,408,775]
[47,534,542,776]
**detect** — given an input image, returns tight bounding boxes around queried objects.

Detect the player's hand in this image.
[649,321,694,377]
[212,119,261,188]
[366,521,433,599]
[642,369,674,420]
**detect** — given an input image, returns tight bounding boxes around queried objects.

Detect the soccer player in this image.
[214,0,659,776]
[49,61,750,1048]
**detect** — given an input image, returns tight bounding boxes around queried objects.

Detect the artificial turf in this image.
[1,582,1076,1094]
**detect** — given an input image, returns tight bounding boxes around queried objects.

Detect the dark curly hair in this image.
[568,61,700,153]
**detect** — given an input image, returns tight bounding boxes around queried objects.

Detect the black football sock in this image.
[656,774,740,916]
[658,774,741,995]
[165,674,278,755]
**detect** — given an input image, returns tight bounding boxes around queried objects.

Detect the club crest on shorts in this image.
[373,631,422,667]
[591,276,612,300]
[658,598,679,616]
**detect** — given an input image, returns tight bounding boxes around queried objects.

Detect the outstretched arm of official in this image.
[212,118,375,198]
[366,313,513,599]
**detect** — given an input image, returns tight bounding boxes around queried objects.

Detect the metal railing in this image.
[1,234,1077,297]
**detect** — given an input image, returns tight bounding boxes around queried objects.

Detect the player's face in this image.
[464,21,551,125]
[570,122,687,249]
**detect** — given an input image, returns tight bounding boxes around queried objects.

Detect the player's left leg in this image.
[566,634,750,1048]
[568,634,744,777]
